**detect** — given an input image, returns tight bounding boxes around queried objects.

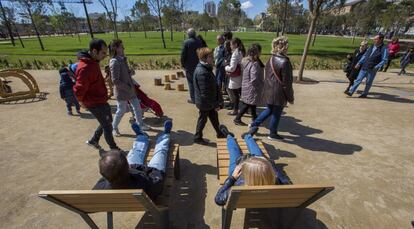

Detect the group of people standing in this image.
[180,29,294,144]
[344,34,414,97]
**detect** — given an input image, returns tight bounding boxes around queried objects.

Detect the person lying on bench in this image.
[215,125,290,206]
[93,120,172,200]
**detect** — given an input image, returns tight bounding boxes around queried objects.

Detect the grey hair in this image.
[187,28,196,38]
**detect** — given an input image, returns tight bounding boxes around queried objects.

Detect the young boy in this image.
[59,63,81,115]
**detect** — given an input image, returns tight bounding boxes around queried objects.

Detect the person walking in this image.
[193,47,225,144]
[246,36,294,141]
[345,34,388,98]
[398,47,414,75]
[214,35,226,92]
[383,36,400,72]
[225,38,245,116]
[59,63,81,115]
[344,40,368,93]
[74,39,121,151]
[181,28,203,104]
[108,39,150,136]
[234,44,264,126]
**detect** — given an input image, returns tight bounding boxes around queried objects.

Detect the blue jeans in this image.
[227,134,264,176]
[215,66,225,88]
[252,105,284,135]
[127,132,170,172]
[349,69,378,96]
[113,97,143,130]
[186,69,195,102]
[64,89,80,111]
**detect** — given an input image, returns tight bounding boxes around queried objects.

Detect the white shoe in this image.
[112,129,121,137]
[140,124,151,131]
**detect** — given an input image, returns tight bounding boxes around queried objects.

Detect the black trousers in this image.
[235,102,257,121]
[230,88,241,112]
[195,108,222,139]
[88,103,118,149]
[345,77,355,92]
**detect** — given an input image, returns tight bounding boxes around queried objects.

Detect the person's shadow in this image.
[135,159,215,228]
[257,113,362,155]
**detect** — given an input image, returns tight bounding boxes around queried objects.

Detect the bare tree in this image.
[18,0,51,51]
[147,0,166,48]
[81,0,94,38]
[131,0,150,38]
[0,0,15,46]
[97,0,119,38]
[297,0,344,81]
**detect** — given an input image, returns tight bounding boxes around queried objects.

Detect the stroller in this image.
[135,84,164,118]
[128,81,164,124]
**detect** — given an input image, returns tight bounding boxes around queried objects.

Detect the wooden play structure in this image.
[39,144,181,229]
[0,69,44,103]
[177,71,185,78]
[216,138,334,229]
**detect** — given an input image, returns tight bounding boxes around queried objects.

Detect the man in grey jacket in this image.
[181,28,203,104]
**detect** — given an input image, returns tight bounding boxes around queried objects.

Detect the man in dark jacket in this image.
[346,34,388,98]
[181,28,203,104]
[74,39,120,151]
[94,120,172,201]
[193,47,225,144]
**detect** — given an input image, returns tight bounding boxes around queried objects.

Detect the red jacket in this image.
[387,42,400,57]
[73,52,108,108]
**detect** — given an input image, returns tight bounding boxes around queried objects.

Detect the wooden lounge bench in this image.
[39,143,180,229]
[216,138,334,229]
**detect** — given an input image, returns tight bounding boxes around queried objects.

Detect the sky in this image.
[55,0,275,20]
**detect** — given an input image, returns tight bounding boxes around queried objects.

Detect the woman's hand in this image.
[232,164,242,180]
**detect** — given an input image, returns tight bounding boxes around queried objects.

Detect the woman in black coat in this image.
[345,40,368,93]
[193,47,225,144]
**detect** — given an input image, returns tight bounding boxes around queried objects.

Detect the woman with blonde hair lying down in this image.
[215,125,290,206]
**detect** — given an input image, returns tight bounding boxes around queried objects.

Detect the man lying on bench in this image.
[93,120,173,200]
[215,125,290,206]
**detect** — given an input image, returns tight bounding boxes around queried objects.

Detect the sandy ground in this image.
[0,69,413,229]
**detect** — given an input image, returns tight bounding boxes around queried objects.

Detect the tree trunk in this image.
[26,3,45,51]
[156,1,166,49]
[113,19,118,38]
[13,23,24,48]
[82,0,94,39]
[312,30,317,47]
[204,30,207,37]
[170,23,173,41]
[0,0,15,46]
[281,0,288,35]
[352,30,356,44]
[142,17,147,38]
[298,16,317,81]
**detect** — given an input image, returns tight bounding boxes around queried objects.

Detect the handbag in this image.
[227,64,241,77]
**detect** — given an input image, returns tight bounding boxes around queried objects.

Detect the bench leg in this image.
[79,213,99,229]
[107,212,113,229]
[222,208,234,229]
[174,148,181,180]
[154,208,169,229]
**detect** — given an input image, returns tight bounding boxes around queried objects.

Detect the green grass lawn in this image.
[0,31,371,70]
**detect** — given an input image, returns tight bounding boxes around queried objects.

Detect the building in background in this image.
[204,1,216,17]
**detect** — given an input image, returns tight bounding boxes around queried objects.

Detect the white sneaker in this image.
[140,123,151,131]
[112,129,121,137]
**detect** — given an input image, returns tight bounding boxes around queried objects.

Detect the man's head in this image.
[223,31,233,41]
[360,40,368,52]
[216,35,224,45]
[89,39,108,62]
[373,34,384,46]
[187,28,196,38]
[99,150,129,185]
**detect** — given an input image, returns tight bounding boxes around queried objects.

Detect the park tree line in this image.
[0,0,413,81]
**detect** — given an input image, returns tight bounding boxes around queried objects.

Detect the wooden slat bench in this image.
[216,138,334,229]
[39,143,180,229]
